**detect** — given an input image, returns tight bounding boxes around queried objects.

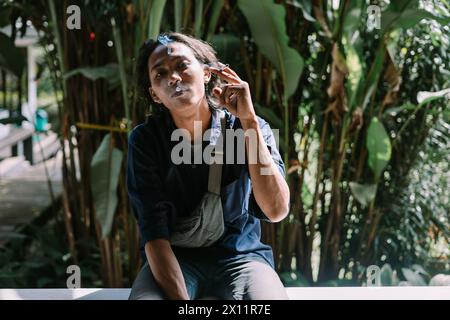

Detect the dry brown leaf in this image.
[126,4,135,24]
[381,50,402,112]
[325,44,349,122]
[313,0,333,38]
[349,107,363,134]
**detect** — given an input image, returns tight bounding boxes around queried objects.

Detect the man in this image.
[127,32,290,300]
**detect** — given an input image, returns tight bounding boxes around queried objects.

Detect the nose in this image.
[168,71,182,87]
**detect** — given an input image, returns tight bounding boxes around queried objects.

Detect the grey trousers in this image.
[129,255,289,300]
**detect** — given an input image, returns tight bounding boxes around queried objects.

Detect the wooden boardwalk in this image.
[0,150,63,247]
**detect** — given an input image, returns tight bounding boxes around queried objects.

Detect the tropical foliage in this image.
[0,0,448,287]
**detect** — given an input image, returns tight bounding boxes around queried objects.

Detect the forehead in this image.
[148,42,196,69]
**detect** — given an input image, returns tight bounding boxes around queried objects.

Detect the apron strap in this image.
[208,111,226,195]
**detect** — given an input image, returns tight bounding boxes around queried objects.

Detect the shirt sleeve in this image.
[247,117,286,222]
[127,126,176,243]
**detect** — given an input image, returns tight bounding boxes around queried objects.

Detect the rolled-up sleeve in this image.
[127,126,175,243]
[248,117,286,222]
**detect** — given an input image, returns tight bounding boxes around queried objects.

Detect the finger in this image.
[209,67,237,82]
[209,67,240,84]
[224,85,244,104]
[223,84,244,90]
[222,85,232,105]
[212,87,226,105]
[222,86,240,106]
[214,86,231,106]
[222,66,242,81]
[212,87,222,97]
[216,62,229,70]
[215,62,241,79]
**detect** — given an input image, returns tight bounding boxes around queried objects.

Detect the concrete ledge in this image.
[1,288,130,300]
[1,287,449,300]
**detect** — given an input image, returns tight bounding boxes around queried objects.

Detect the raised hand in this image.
[208,63,257,122]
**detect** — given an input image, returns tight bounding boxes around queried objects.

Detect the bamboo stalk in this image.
[183,0,192,31]
[76,122,129,133]
[295,116,312,278]
[111,18,131,136]
[48,1,81,235]
[307,112,328,270]
[255,51,262,102]
[194,0,204,38]
[206,0,224,41]
[265,63,273,108]
[174,0,183,32]
[61,173,79,265]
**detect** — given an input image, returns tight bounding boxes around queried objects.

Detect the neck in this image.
[170,98,211,143]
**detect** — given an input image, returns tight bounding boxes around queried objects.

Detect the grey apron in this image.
[170,111,226,247]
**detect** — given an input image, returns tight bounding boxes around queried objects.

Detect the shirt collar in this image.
[207,107,224,146]
[161,106,233,145]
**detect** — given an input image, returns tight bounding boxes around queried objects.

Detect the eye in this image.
[154,70,165,79]
[178,61,189,69]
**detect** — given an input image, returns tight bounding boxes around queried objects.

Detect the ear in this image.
[149,87,162,104]
[203,65,211,83]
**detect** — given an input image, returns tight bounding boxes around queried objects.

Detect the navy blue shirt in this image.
[126,108,285,269]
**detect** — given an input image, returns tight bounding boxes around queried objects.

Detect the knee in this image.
[243,261,288,300]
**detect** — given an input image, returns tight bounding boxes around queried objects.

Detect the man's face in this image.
[147,42,210,111]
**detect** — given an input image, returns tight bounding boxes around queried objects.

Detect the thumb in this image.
[213,87,222,97]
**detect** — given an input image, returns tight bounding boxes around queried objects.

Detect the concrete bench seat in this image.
[0,287,449,300]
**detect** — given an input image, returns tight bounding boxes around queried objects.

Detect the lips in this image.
[172,90,184,97]
[171,88,187,97]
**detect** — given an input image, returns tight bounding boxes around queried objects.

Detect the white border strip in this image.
[0,287,449,300]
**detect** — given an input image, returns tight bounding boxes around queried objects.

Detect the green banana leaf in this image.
[366,117,392,181]
[90,133,123,239]
[237,0,303,100]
